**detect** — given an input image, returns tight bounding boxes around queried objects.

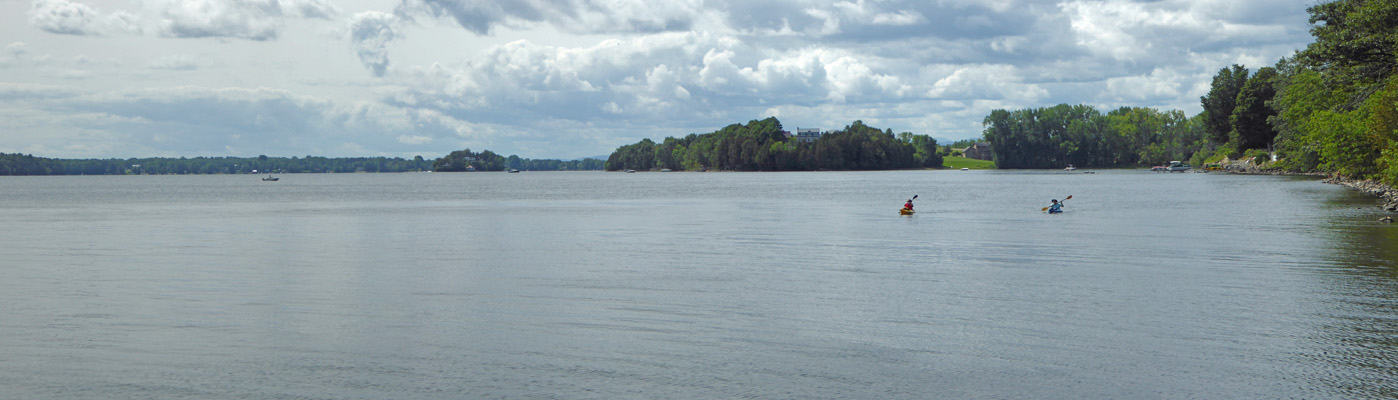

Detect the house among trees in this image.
[795,128,824,143]
[963,142,993,160]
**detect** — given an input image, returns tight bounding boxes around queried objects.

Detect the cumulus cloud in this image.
[157,0,339,40]
[926,64,1048,103]
[1101,67,1193,104]
[29,0,142,36]
[27,0,342,40]
[349,11,401,77]
[1058,0,1297,63]
[395,0,703,36]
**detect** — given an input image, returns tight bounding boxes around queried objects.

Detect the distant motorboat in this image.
[625,169,636,173]
[508,169,520,173]
[1064,165,1077,171]
[961,168,969,171]
[262,174,279,181]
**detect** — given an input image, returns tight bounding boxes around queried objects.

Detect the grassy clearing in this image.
[942,156,995,169]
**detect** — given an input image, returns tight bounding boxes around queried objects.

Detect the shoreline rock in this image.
[1321,175,1398,212]
[1216,157,1395,213]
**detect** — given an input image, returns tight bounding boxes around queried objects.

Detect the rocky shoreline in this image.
[1215,157,1396,216]
[1322,175,1398,213]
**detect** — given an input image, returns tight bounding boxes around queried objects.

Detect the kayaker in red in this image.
[903,199,914,211]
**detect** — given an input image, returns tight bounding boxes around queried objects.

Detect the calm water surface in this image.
[2,170,1397,399]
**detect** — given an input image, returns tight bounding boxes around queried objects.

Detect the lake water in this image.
[2,170,1397,399]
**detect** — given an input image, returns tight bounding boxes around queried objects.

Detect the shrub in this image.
[1243,148,1271,164]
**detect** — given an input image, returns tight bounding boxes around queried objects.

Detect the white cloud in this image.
[833,0,925,27]
[927,64,1048,103]
[1101,67,1191,103]
[147,54,212,70]
[1058,0,1295,63]
[395,0,706,36]
[871,10,924,26]
[349,11,401,77]
[1,42,55,68]
[4,42,29,66]
[29,0,142,36]
[397,134,432,144]
[157,0,339,40]
[26,0,342,40]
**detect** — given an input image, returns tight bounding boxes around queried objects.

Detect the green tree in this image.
[1301,0,1398,87]
[1201,64,1250,146]
[1230,67,1281,152]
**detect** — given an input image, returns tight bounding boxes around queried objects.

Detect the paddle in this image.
[1041,195,1072,212]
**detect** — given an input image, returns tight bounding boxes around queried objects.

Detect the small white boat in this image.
[961,168,969,171]
[625,169,636,173]
[261,174,279,181]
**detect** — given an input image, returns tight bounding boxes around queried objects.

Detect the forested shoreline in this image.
[982,0,1396,183]
[604,117,943,171]
[432,149,604,172]
[980,105,1205,169]
[0,152,603,175]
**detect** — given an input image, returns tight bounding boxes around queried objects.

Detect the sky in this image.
[0,0,1317,160]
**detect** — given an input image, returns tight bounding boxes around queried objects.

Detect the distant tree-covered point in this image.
[432,149,603,172]
[604,117,943,171]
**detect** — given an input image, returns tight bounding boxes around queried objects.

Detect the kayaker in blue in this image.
[1047,199,1063,213]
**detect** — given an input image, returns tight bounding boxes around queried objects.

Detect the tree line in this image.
[604,117,943,171]
[980,0,1396,180]
[1264,0,1398,184]
[1,152,603,175]
[432,149,603,171]
[981,105,1205,169]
